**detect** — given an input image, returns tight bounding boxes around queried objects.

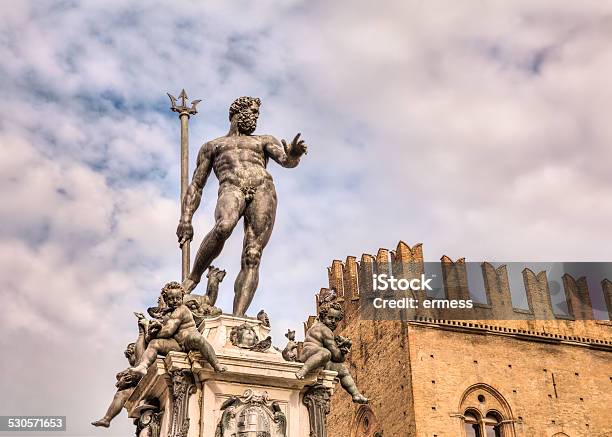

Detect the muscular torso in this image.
[209,135,274,189]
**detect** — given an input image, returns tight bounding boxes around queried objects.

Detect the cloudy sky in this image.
[1,1,611,436]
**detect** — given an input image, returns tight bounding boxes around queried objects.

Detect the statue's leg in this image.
[130,339,181,376]
[295,348,331,379]
[233,183,277,316]
[186,187,245,292]
[328,362,369,404]
[91,388,133,427]
[184,334,226,372]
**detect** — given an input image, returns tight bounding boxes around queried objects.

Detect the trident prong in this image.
[178,89,188,108]
[190,99,202,113]
[167,89,201,115]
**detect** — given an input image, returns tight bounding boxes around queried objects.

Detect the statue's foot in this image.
[295,369,307,380]
[352,394,369,404]
[213,364,227,373]
[91,418,110,428]
[182,277,197,293]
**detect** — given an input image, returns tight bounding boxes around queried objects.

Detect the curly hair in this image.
[230,323,259,345]
[161,281,185,301]
[229,96,261,121]
[318,301,345,321]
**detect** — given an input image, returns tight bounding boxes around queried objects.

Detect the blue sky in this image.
[1,1,612,436]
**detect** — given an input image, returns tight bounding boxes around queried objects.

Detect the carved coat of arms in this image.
[215,389,287,437]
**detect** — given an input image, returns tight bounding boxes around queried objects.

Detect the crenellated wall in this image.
[320,241,612,332]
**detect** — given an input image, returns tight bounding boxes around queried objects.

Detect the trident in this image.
[167,89,201,281]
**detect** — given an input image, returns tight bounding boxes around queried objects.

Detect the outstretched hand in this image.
[282,133,308,158]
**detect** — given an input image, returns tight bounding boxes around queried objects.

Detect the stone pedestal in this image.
[125,315,337,437]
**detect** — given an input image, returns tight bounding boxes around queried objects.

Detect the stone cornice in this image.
[408,317,612,351]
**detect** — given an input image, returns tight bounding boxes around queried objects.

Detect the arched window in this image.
[464,410,481,437]
[458,384,516,437]
[484,413,502,437]
[461,410,502,437]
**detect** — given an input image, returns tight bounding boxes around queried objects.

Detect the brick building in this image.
[314,242,612,437]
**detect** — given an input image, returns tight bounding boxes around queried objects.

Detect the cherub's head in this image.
[229,96,261,135]
[161,281,185,309]
[318,301,344,331]
[124,342,136,359]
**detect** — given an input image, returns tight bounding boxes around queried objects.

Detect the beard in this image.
[235,110,258,134]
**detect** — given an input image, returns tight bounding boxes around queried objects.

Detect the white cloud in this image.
[1,1,611,435]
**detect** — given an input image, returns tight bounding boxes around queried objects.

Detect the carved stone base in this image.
[125,315,337,437]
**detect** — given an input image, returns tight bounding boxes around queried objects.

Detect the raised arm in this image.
[177,143,214,246]
[263,133,307,169]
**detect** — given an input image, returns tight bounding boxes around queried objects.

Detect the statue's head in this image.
[285,329,295,341]
[230,323,259,348]
[115,368,139,390]
[229,96,261,135]
[184,297,201,312]
[318,301,344,331]
[124,342,136,359]
[183,296,208,325]
[207,266,226,282]
[161,281,185,309]
[257,309,270,326]
[241,327,257,345]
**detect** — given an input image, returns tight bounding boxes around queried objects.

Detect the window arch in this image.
[461,410,503,437]
[484,412,503,437]
[458,384,515,437]
[463,409,481,437]
[350,405,381,437]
